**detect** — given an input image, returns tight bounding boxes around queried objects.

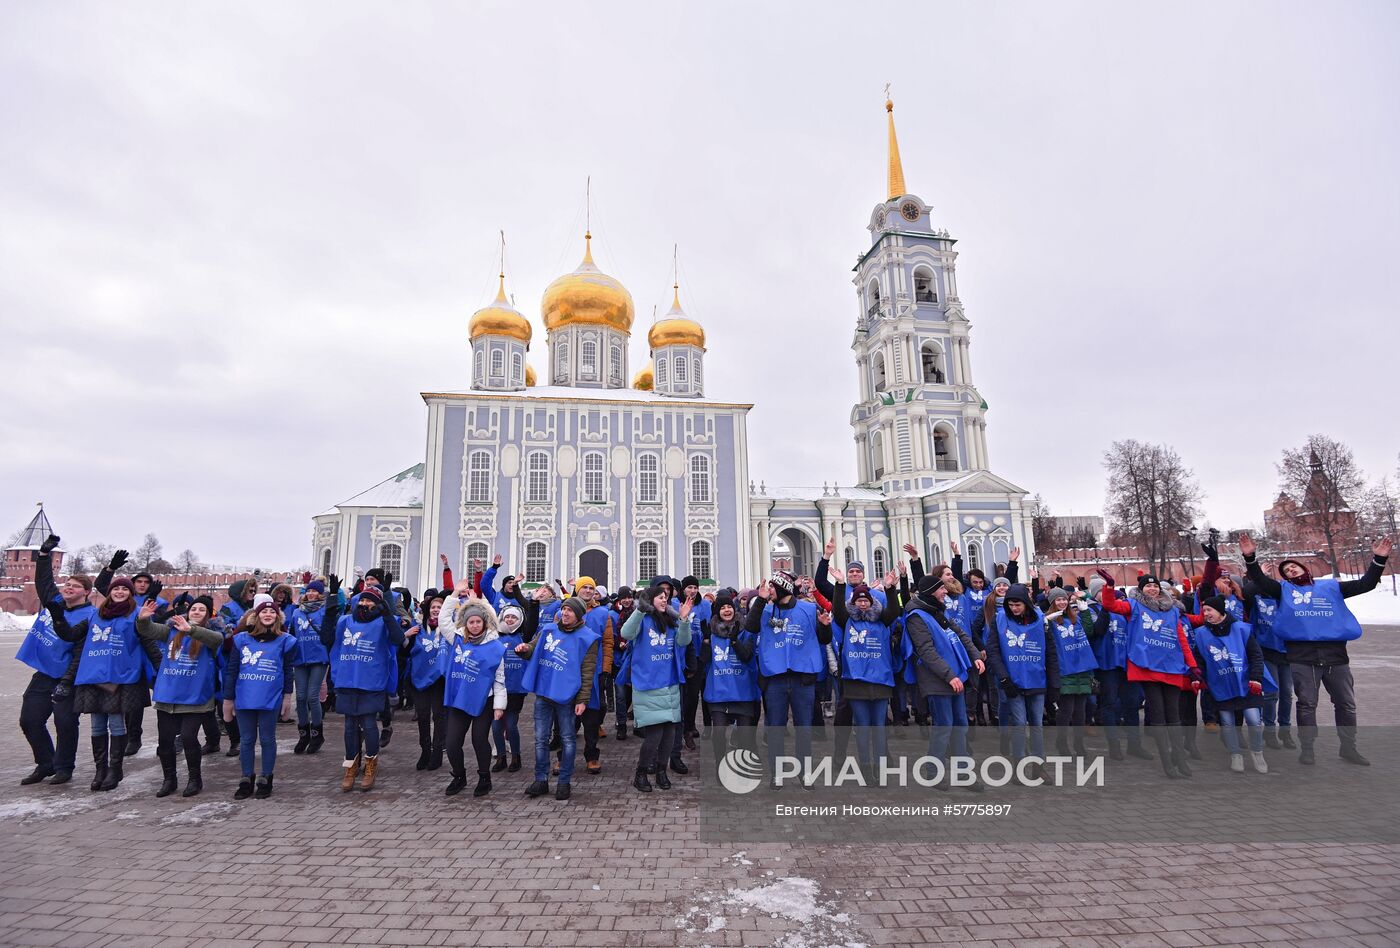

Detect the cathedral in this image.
[312,98,1035,591]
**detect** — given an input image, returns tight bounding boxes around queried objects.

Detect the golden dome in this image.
[647,285,706,351]
[469,275,532,344]
[631,361,654,391]
[525,364,537,387]
[542,233,635,334]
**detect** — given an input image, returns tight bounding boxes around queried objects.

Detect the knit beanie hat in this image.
[133,571,154,584]
[459,600,493,629]
[500,604,524,627]
[108,576,135,595]
[991,575,1011,592]
[1087,576,1106,600]
[1047,587,1070,603]
[1137,574,1161,590]
[915,575,943,598]
[849,583,874,605]
[558,597,587,625]
[252,593,277,613]
[714,595,736,615]
[1201,595,1229,617]
[192,595,215,614]
[304,579,327,595]
[617,586,635,600]
[681,575,700,590]
[358,586,384,605]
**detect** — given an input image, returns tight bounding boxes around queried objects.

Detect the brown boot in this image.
[340,755,361,792]
[360,755,379,792]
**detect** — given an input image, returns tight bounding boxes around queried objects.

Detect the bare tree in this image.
[1029,493,1058,553]
[66,552,89,575]
[83,543,116,571]
[175,549,202,573]
[1276,435,1364,575]
[1103,439,1203,577]
[132,534,164,571]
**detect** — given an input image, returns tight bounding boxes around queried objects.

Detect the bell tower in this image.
[850,94,991,495]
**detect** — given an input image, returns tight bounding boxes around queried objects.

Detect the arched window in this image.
[637,452,660,505]
[690,540,713,582]
[966,541,982,573]
[694,359,702,389]
[511,351,523,383]
[526,451,551,503]
[933,426,956,471]
[844,545,855,566]
[582,451,606,504]
[872,546,888,578]
[675,357,687,384]
[870,430,885,480]
[490,350,505,378]
[872,353,887,393]
[867,280,881,318]
[656,358,668,389]
[921,342,945,384]
[688,454,712,504]
[320,548,332,577]
[609,344,622,385]
[581,340,597,379]
[638,540,659,581]
[525,541,547,583]
[378,542,403,577]
[467,450,492,503]
[554,339,569,383]
[466,541,489,567]
[913,267,938,303]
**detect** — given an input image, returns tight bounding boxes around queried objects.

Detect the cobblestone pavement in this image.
[2,627,1399,947]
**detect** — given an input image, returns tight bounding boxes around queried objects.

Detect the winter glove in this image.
[1248,680,1263,697]
[1188,666,1205,685]
[107,549,129,572]
[40,534,61,555]
[999,677,1021,699]
[51,680,72,702]
[1181,578,1193,593]
[149,579,163,598]
[1093,567,1115,588]
[1201,540,1218,560]
[328,574,341,595]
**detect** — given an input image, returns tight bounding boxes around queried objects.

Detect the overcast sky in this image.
[2,2,1397,568]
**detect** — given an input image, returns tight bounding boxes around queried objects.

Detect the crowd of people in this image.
[13,529,1391,800]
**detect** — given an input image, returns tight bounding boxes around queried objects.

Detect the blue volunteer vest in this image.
[1089,605,1130,671]
[16,600,94,679]
[996,609,1047,691]
[755,600,823,677]
[330,613,396,692]
[230,632,295,711]
[704,633,760,703]
[153,631,218,705]
[911,608,972,683]
[497,632,527,694]
[629,615,686,692]
[838,617,895,686]
[943,595,968,632]
[290,606,330,665]
[443,637,506,716]
[75,612,142,686]
[409,627,446,689]
[1251,596,1286,652]
[521,625,601,704]
[1126,601,1188,675]
[1194,621,1276,701]
[898,617,917,684]
[1274,579,1363,642]
[1222,595,1245,622]
[1050,615,1099,676]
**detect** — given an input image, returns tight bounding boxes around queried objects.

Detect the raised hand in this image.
[1094,567,1115,588]
[454,579,474,598]
[328,574,342,594]
[1009,547,1020,561]
[824,535,837,558]
[902,543,919,558]
[139,598,158,619]
[40,534,60,555]
[882,570,897,589]
[816,609,832,626]
[439,553,449,566]
[898,560,908,578]
[1201,538,1219,559]
[405,625,420,638]
[1373,537,1393,558]
[492,554,503,567]
[950,540,959,556]
[170,615,190,632]
[149,579,163,598]
[108,549,129,571]
[514,643,530,655]
[1237,534,1257,558]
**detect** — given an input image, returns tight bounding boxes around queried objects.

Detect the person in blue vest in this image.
[1238,533,1390,766]
[138,596,223,797]
[1188,595,1272,774]
[741,570,834,787]
[1086,575,1151,762]
[1043,587,1098,759]
[1245,580,1292,749]
[491,591,542,773]
[16,534,96,786]
[288,579,335,756]
[611,586,638,741]
[436,594,508,797]
[700,594,760,764]
[676,575,710,753]
[906,576,984,787]
[829,572,904,775]
[1095,569,1202,779]
[214,577,257,757]
[407,591,448,771]
[325,580,403,792]
[620,585,695,793]
[514,596,600,801]
[983,583,1059,780]
[88,555,163,760]
[574,578,615,777]
[222,594,297,799]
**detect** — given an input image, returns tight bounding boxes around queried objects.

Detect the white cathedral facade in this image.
[312,98,1035,591]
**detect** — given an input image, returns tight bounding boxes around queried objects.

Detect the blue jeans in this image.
[1005,694,1046,760]
[236,708,278,777]
[533,697,576,783]
[762,677,816,776]
[492,698,522,756]
[90,712,126,736]
[293,664,327,728]
[1096,668,1144,734]
[1218,707,1264,753]
[1262,657,1293,728]
[848,698,888,766]
[927,694,969,761]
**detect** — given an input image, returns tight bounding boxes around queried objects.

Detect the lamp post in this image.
[1178,525,1198,576]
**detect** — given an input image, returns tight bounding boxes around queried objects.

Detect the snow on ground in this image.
[679,874,866,948]
[0,612,33,634]
[1332,577,1400,625]
[160,801,235,826]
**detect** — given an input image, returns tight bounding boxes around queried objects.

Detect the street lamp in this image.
[1178,525,1199,576]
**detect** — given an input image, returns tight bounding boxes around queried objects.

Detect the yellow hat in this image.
[574,576,597,591]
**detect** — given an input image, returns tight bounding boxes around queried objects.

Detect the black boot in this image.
[669,756,689,775]
[182,757,203,797]
[616,724,628,741]
[490,755,507,773]
[473,773,492,797]
[156,751,179,798]
[524,780,550,797]
[633,768,653,793]
[254,774,274,798]
[1263,727,1282,749]
[89,736,109,792]
[1169,729,1192,778]
[416,745,431,771]
[123,732,141,757]
[445,772,468,796]
[1299,741,1316,765]
[654,768,672,790]
[508,753,521,772]
[1339,729,1371,766]
[1280,728,1297,749]
[307,726,325,754]
[99,736,126,790]
[48,770,72,785]
[224,717,241,757]
[20,765,54,786]
[380,724,393,746]
[1182,728,1202,761]
[1127,730,1154,760]
[234,777,254,799]
[294,727,311,755]
[428,743,443,770]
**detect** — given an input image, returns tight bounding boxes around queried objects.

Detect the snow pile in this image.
[1341,583,1400,626]
[160,802,235,826]
[0,612,33,633]
[0,795,93,823]
[679,875,866,948]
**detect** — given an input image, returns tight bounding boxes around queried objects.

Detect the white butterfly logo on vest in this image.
[1005,630,1027,648]
[342,629,362,647]
[848,628,869,645]
[420,636,439,652]
[1207,644,1234,663]
[1257,600,1277,616]
[90,626,112,643]
[1142,617,1165,633]
[712,644,731,663]
[647,629,666,647]
[1291,589,1312,605]
[454,646,471,665]
[241,646,264,665]
[542,633,561,654]
[1058,623,1079,639]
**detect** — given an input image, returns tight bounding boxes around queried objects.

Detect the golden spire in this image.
[582,231,595,267]
[885,85,906,200]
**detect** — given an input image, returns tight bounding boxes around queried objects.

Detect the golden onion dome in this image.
[631,360,654,391]
[469,274,532,344]
[647,285,706,351]
[525,364,537,387]
[541,233,635,334]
